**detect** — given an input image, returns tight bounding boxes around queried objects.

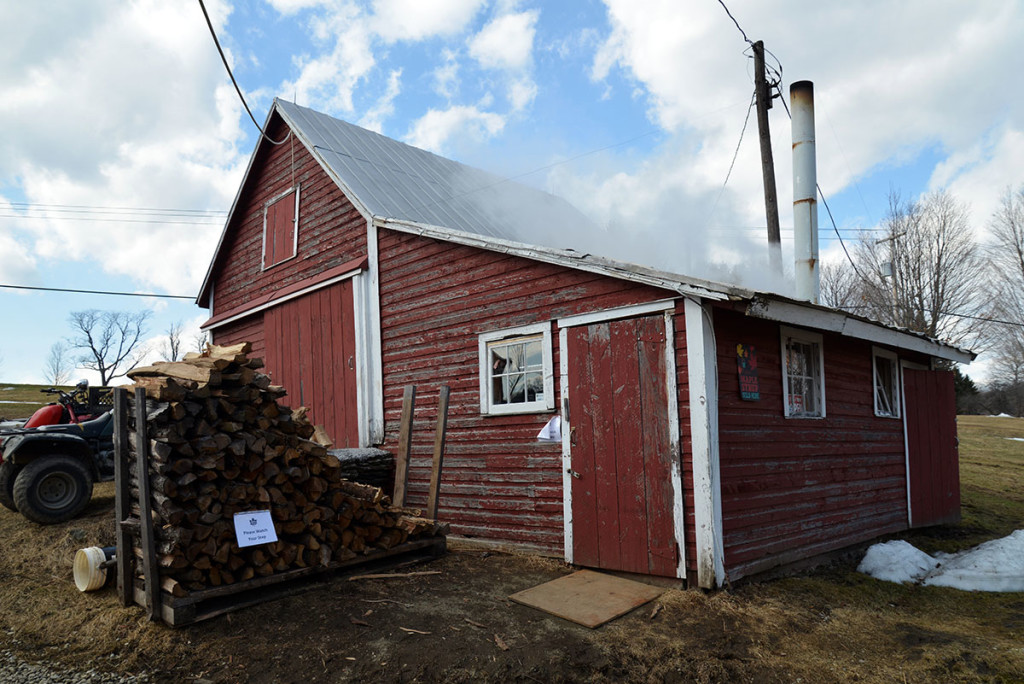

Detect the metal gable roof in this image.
[275,99,596,244]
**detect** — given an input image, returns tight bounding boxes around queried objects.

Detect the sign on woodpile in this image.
[114,343,447,625]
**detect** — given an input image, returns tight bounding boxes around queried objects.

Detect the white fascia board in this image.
[375,217,733,302]
[746,297,975,364]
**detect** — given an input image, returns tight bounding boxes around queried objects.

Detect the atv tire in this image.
[0,462,19,511]
[13,456,93,524]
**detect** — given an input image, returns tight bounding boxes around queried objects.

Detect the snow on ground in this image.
[1005,437,1024,442]
[858,530,1024,592]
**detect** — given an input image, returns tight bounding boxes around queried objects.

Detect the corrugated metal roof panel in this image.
[275,99,595,245]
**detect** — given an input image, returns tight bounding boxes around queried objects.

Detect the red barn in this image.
[197,100,974,587]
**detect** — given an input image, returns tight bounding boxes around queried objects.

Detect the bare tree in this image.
[68,310,152,385]
[852,190,985,347]
[819,260,861,312]
[162,321,184,362]
[43,342,73,385]
[193,329,209,354]
[985,185,1024,388]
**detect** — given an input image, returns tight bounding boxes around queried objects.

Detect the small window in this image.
[263,187,299,269]
[478,323,554,415]
[873,347,900,418]
[781,326,825,418]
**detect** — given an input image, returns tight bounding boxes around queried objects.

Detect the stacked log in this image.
[125,342,445,595]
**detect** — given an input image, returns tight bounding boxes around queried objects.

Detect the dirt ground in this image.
[1,481,1022,684]
[3,414,1024,683]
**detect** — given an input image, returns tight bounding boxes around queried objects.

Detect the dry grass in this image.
[0,417,1022,683]
[0,383,71,421]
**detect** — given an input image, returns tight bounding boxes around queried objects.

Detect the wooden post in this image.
[426,385,450,520]
[753,39,782,276]
[392,385,416,507]
[133,388,160,621]
[112,387,133,607]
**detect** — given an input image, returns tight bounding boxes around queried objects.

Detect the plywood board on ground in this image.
[509,569,665,628]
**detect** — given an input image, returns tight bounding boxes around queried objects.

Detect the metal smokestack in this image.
[791,80,819,304]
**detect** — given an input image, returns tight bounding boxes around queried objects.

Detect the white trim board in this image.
[557,299,676,329]
[559,326,573,564]
[662,309,687,580]
[685,298,724,589]
[201,266,365,332]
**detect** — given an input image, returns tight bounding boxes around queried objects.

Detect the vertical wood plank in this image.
[133,388,160,622]
[568,326,600,567]
[608,317,647,574]
[426,385,451,520]
[341,280,359,446]
[589,322,622,570]
[392,385,416,506]
[637,315,676,577]
[112,387,133,607]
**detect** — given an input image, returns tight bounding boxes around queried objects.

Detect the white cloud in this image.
[0,0,246,296]
[508,77,537,111]
[468,10,539,71]
[433,49,461,100]
[370,0,485,43]
[359,69,403,133]
[405,105,506,153]
[0,227,39,287]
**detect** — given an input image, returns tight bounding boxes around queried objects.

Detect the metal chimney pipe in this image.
[791,80,819,304]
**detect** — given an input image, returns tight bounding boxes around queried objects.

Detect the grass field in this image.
[0,383,73,421]
[0,415,1021,682]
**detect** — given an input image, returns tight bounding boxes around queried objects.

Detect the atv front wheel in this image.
[0,462,19,511]
[13,456,93,524]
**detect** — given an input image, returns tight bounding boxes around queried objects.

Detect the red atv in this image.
[0,382,111,520]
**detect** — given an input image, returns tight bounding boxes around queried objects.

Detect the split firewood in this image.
[124,345,445,597]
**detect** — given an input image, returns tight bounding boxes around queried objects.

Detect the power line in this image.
[197,0,288,146]
[3,202,225,216]
[841,304,1022,329]
[716,0,752,44]
[707,90,756,226]
[0,214,221,226]
[0,283,194,300]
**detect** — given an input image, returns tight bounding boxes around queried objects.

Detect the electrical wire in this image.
[3,202,225,217]
[716,0,752,45]
[0,214,221,226]
[840,304,1023,329]
[706,90,756,226]
[0,283,194,299]
[197,0,288,146]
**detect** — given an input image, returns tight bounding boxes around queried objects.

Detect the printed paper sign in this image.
[536,415,562,442]
[233,510,278,548]
[736,343,760,401]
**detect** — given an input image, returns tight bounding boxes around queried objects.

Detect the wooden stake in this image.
[113,387,133,607]
[133,388,160,621]
[426,385,450,520]
[392,386,416,507]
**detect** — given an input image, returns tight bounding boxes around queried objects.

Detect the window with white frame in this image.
[263,186,299,269]
[781,326,825,418]
[872,347,900,418]
[478,323,554,415]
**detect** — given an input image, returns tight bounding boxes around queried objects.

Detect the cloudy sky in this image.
[1,0,1021,388]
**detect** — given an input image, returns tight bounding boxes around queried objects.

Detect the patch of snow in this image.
[859,531,1024,592]
[857,540,939,583]
[1006,438,1024,442]
[1,387,14,391]
[994,413,1016,418]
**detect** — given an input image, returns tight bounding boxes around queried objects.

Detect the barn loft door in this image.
[903,368,960,527]
[565,314,677,577]
[263,280,360,447]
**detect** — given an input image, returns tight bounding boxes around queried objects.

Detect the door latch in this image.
[566,468,581,479]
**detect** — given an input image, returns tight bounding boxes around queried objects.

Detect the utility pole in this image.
[753,40,782,277]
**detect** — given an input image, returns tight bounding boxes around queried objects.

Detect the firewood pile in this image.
[124,343,445,595]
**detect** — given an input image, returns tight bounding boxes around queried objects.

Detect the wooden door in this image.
[903,369,960,527]
[566,314,677,577]
[263,280,360,447]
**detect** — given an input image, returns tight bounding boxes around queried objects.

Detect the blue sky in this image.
[1,0,1022,388]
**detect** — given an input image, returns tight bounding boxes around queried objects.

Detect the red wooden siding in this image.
[712,304,910,580]
[376,227,680,554]
[904,369,960,527]
[567,315,677,577]
[212,280,360,448]
[208,114,367,319]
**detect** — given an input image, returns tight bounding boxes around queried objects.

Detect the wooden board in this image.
[509,569,664,629]
[904,369,960,527]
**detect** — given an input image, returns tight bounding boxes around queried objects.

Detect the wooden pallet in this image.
[131,536,446,627]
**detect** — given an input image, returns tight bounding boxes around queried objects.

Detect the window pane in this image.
[525,340,542,368]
